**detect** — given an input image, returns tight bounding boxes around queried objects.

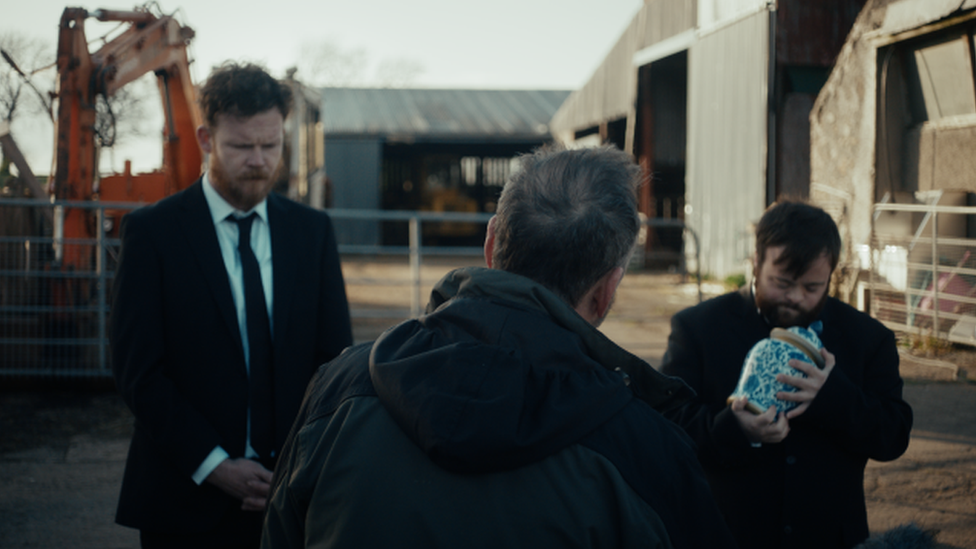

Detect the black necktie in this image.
[232,213,274,458]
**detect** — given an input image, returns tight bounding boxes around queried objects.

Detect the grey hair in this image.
[491,145,642,306]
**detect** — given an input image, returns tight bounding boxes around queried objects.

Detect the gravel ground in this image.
[1,262,974,548]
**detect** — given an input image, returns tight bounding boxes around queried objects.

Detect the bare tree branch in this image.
[296,39,424,88]
[0,33,52,123]
[374,57,425,89]
[298,39,370,87]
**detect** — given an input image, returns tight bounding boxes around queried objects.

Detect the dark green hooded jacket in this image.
[263,267,737,548]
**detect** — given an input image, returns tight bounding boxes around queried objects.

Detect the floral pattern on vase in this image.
[728,321,824,414]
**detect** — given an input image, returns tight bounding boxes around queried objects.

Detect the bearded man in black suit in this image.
[111,62,352,548]
[660,200,913,549]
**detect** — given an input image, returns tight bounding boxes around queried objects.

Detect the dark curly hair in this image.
[755,200,841,277]
[198,62,292,127]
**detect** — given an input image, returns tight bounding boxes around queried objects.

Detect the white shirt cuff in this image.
[192,446,230,485]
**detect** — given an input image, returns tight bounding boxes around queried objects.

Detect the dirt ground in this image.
[1,258,974,548]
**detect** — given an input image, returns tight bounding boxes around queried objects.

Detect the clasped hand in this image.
[731,347,835,445]
[206,457,273,511]
[777,347,835,418]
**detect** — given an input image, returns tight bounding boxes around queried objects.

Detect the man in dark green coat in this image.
[262,146,737,548]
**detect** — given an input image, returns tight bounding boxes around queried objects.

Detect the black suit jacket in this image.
[660,287,913,549]
[111,181,353,533]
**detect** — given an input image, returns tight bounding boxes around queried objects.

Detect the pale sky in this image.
[2,0,642,173]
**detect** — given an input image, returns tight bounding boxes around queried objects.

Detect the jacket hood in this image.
[369,267,691,474]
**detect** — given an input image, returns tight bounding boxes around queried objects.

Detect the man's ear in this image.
[576,266,625,325]
[483,216,497,268]
[196,125,213,154]
[596,266,625,319]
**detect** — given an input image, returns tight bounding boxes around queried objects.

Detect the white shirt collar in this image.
[201,172,269,225]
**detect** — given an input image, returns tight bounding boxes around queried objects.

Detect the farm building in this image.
[550,0,865,276]
[318,88,570,247]
[810,0,976,342]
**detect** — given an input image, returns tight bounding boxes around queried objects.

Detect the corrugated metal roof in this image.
[550,0,697,140]
[320,88,571,139]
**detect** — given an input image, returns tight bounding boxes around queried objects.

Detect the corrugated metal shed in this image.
[548,0,867,278]
[550,0,696,140]
[687,10,771,278]
[320,88,571,139]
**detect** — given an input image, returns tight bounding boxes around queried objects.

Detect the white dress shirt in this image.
[192,174,274,484]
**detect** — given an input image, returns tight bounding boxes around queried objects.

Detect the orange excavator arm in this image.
[52,6,202,205]
[51,6,203,274]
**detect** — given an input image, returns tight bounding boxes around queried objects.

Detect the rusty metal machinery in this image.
[52,5,202,267]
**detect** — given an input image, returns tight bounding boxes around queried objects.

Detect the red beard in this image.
[209,154,279,211]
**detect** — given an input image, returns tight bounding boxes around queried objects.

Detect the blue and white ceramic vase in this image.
[727,321,825,414]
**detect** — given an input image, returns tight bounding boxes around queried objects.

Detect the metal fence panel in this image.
[868,202,976,346]
[1,199,702,379]
[0,200,495,379]
[0,198,128,378]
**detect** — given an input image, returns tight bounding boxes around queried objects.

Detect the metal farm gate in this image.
[0,198,124,378]
[0,199,498,379]
[866,201,976,346]
[1,199,702,379]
